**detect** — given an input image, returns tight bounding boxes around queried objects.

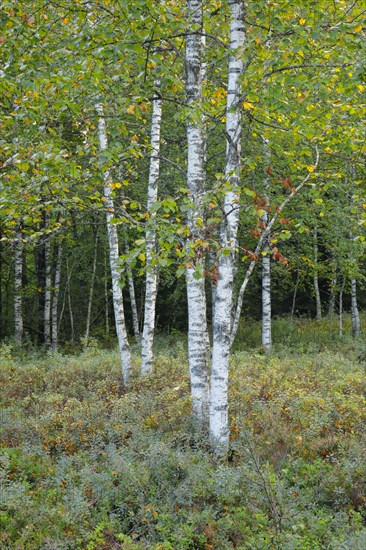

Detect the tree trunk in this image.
[14,229,23,346]
[313,227,322,319]
[261,247,271,350]
[210,0,245,452]
[84,230,99,346]
[141,80,162,374]
[261,141,271,351]
[185,0,210,422]
[44,225,52,350]
[51,245,62,351]
[339,277,345,338]
[351,277,360,336]
[97,105,131,383]
[66,258,75,344]
[104,250,110,336]
[58,257,73,339]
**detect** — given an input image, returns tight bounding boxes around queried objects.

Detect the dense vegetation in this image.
[1,317,366,549]
[1,2,365,546]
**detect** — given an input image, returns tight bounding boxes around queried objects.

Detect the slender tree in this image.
[210,0,245,450]
[141,79,162,373]
[14,229,23,346]
[313,227,322,319]
[51,244,62,351]
[185,0,210,422]
[97,108,131,383]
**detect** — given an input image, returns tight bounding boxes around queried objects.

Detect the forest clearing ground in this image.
[1,317,366,549]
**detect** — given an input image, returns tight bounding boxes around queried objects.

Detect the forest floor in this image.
[1,316,366,549]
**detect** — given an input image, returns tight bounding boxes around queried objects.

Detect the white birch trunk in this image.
[14,230,23,345]
[97,106,131,383]
[261,246,271,350]
[261,141,271,351]
[141,80,162,374]
[185,0,210,422]
[351,277,360,337]
[104,250,110,336]
[51,244,62,351]
[84,231,99,346]
[210,0,245,451]
[313,227,322,319]
[44,224,52,350]
[328,261,337,318]
[339,277,345,338]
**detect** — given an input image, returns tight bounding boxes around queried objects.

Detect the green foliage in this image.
[1,327,366,548]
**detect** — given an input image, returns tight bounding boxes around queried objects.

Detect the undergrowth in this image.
[1,316,366,548]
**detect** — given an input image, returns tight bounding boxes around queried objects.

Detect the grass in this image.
[1,316,366,548]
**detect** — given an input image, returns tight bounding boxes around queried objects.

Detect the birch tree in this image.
[51,244,62,352]
[14,229,23,346]
[44,226,52,350]
[261,143,271,351]
[97,109,131,383]
[141,80,162,374]
[351,277,360,337]
[185,0,210,422]
[313,227,322,319]
[210,0,245,450]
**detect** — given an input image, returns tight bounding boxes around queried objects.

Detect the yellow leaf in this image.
[127,105,135,115]
[307,165,316,172]
[354,25,362,33]
[299,18,306,25]
[242,101,254,110]
[138,253,146,262]
[131,135,139,142]
[112,182,122,189]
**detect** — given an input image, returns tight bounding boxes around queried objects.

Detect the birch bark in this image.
[141,80,162,374]
[313,227,322,319]
[51,245,62,351]
[210,0,245,451]
[185,0,210,422]
[44,224,52,350]
[351,277,360,336]
[261,142,271,351]
[14,229,23,346]
[97,106,131,383]
[66,258,75,344]
[261,243,271,350]
[339,277,345,338]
